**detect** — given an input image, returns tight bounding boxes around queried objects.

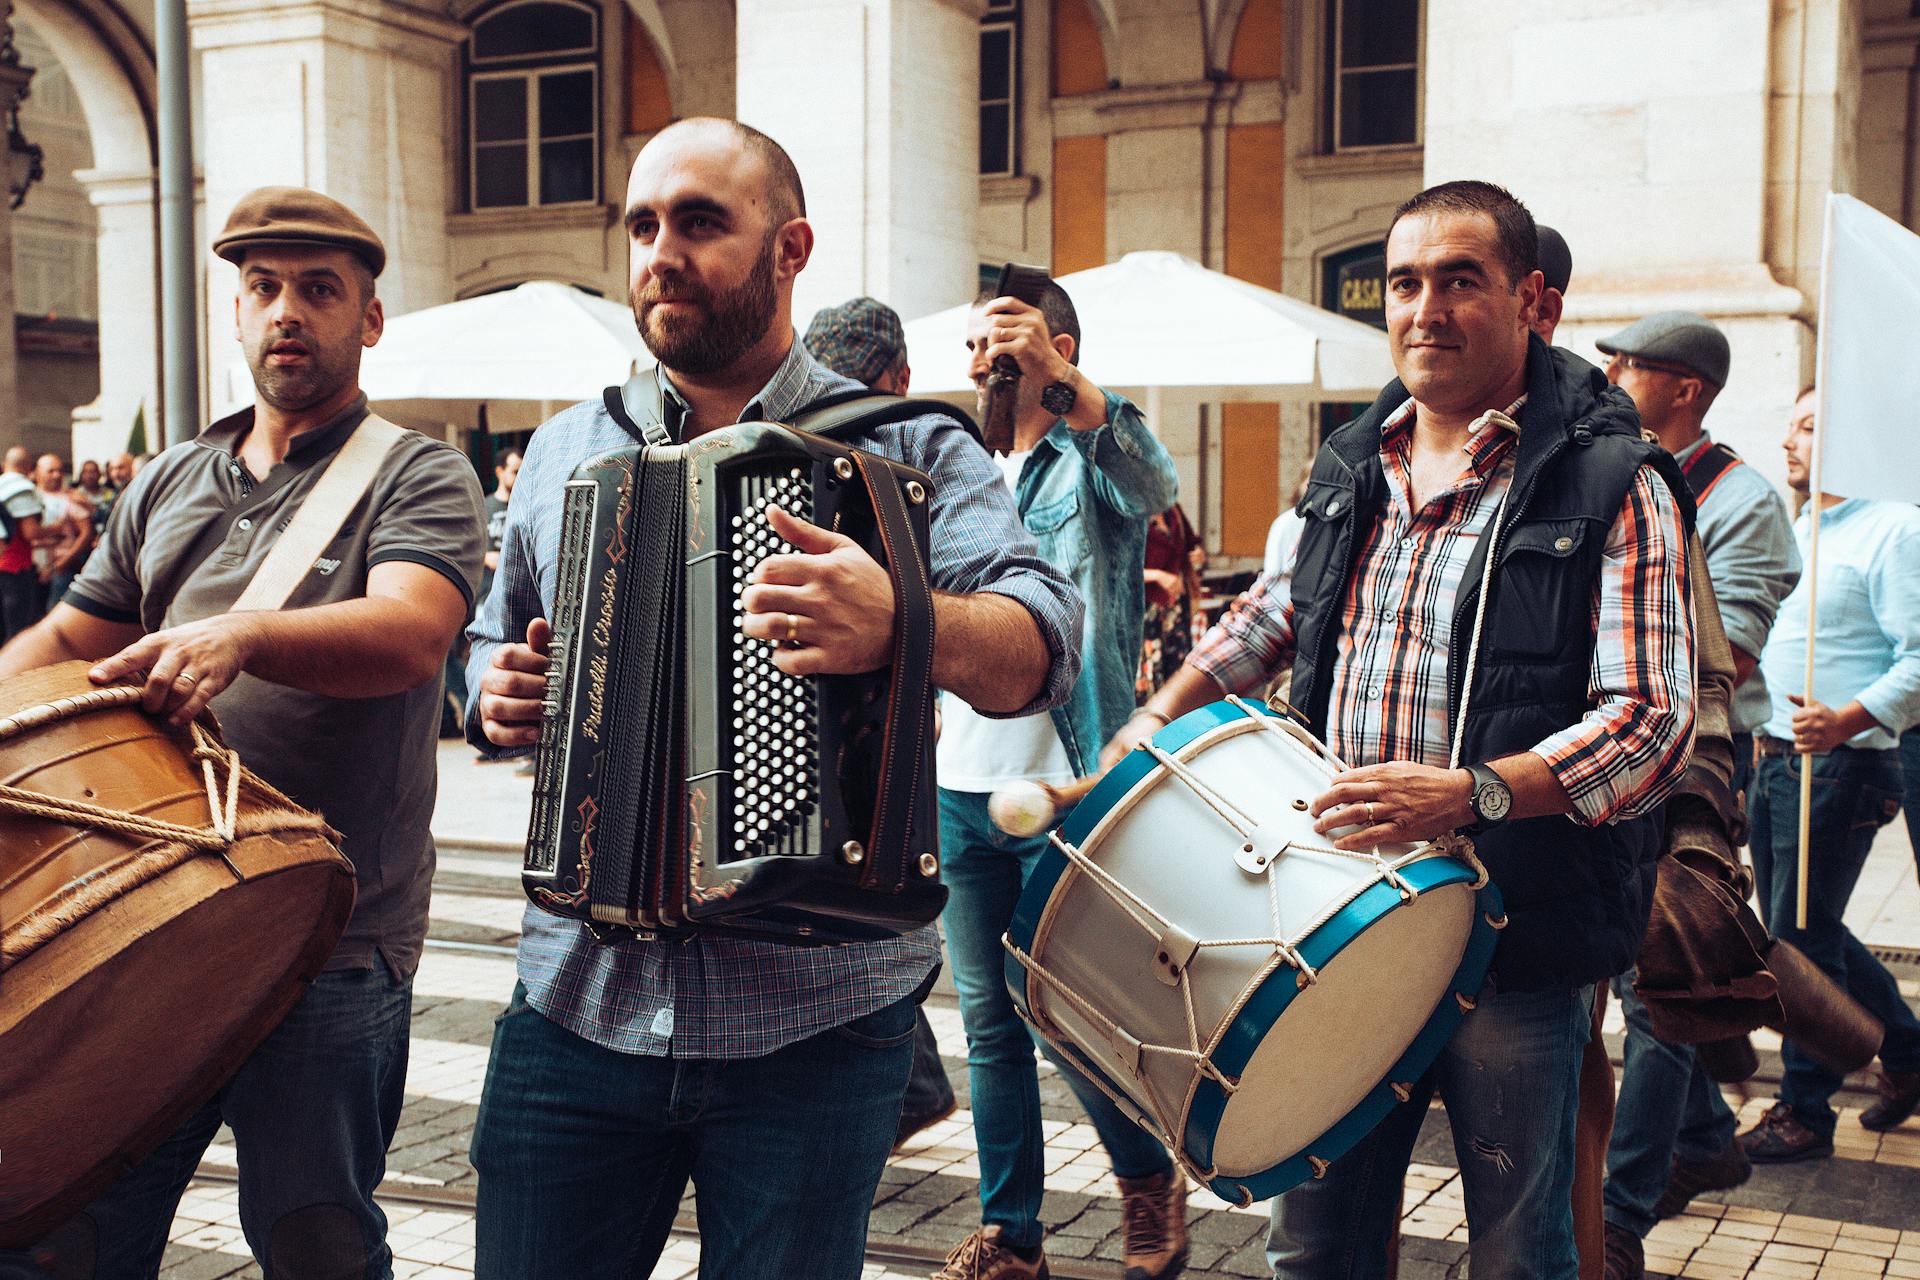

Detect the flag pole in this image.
[1796,193,1838,932]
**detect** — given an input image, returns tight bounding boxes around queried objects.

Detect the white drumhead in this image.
[1209,880,1475,1176]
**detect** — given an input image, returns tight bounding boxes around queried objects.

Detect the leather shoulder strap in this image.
[229,415,407,614]
[604,372,673,446]
[788,393,983,445]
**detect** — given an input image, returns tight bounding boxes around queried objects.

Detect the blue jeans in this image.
[471,983,915,1279]
[1602,732,1750,1238]
[1267,984,1594,1280]
[1901,727,1920,888]
[938,787,1172,1250]
[7,965,413,1279]
[1750,749,1920,1136]
[902,1007,957,1120]
[1601,976,1736,1237]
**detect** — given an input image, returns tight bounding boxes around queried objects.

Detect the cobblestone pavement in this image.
[153,746,1920,1278]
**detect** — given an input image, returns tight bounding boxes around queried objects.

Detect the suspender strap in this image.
[1680,441,1741,506]
[229,415,406,614]
[847,449,936,894]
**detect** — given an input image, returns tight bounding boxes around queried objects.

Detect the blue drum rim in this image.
[1185,858,1502,1205]
[1001,697,1506,1207]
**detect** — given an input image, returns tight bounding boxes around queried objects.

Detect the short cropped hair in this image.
[1389,180,1539,289]
[661,117,807,225]
[973,277,1082,365]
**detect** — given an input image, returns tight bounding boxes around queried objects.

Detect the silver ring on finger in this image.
[1366,802,1377,825]
[175,672,198,686]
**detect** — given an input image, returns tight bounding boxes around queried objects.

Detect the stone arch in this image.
[1052,0,1117,96]
[1212,0,1284,81]
[13,0,158,462]
[1105,0,1205,87]
[13,0,153,171]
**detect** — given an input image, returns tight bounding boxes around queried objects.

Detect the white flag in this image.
[1816,193,1920,504]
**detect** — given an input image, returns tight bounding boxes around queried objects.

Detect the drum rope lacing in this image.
[0,686,330,969]
[0,687,266,847]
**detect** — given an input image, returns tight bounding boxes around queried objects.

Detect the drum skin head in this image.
[1004,698,1502,1207]
[0,662,356,1247]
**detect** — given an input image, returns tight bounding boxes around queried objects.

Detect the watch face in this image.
[1040,380,1076,416]
[1477,780,1513,822]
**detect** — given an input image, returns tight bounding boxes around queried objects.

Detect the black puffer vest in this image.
[1288,338,1695,992]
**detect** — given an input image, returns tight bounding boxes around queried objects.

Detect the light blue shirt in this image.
[1672,434,1800,734]
[1760,498,1920,751]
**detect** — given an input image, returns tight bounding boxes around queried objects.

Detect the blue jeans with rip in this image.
[1749,748,1920,1137]
[4,965,413,1279]
[470,983,915,1279]
[1602,733,1750,1238]
[1266,984,1595,1280]
[938,787,1173,1250]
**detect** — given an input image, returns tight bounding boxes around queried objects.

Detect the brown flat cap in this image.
[212,186,386,277]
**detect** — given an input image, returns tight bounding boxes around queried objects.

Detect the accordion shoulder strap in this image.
[604,372,674,447]
[847,448,937,893]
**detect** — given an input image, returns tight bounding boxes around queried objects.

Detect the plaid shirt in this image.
[467,340,1083,1057]
[1192,396,1694,825]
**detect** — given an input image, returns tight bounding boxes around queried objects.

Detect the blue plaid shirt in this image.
[466,339,1082,1057]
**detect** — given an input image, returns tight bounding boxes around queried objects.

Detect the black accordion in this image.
[522,401,947,944]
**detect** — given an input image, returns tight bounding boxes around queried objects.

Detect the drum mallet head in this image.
[989,780,1058,837]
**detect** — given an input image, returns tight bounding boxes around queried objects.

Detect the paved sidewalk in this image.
[151,744,1920,1278]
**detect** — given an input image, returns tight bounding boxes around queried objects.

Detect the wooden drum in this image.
[0,662,355,1246]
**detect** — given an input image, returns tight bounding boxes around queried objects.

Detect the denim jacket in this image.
[1012,390,1179,775]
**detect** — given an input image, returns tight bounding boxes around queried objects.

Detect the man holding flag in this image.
[1737,385,1920,1160]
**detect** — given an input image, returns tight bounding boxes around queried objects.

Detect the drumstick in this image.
[988,774,1102,838]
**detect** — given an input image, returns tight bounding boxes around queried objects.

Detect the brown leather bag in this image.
[0,662,356,1245]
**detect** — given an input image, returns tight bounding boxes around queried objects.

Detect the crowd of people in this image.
[0,449,141,645]
[1,116,1917,1280]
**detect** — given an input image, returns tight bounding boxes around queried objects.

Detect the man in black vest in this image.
[1104,181,1698,1278]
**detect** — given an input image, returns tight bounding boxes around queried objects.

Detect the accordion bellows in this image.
[523,421,946,944]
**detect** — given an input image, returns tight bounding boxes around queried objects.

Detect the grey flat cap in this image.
[1595,310,1729,387]
[1537,225,1572,294]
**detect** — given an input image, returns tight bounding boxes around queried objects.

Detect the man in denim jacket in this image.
[930,278,1183,1280]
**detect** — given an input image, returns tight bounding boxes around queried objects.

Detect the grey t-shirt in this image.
[65,399,486,977]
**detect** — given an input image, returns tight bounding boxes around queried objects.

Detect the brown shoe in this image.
[1603,1222,1645,1280]
[1737,1103,1833,1163]
[894,1096,959,1151]
[1117,1170,1188,1280]
[929,1226,1049,1280]
[1650,1139,1751,1219]
[1860,1069,1920,1132]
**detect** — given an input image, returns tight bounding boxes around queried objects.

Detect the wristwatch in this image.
[1040,378,1077,418]
[1463,762,1513,832]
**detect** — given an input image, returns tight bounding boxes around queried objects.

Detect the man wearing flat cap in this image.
[1595,310,1799,1277]
[0,186,486,1278]
[805,295,912,394]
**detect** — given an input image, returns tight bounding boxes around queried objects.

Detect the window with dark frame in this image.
[980,0,1020,175]
[468,0,600,209]
[1325,0,1420,151]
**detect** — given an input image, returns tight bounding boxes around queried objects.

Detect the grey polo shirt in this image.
[65,397,487,978]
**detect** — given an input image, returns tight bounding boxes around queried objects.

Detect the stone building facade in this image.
[5,0,1919,565]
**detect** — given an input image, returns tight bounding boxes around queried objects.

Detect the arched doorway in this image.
[10,0,155,466]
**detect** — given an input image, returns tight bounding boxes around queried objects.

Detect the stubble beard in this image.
[632,233,779,378]
[249,327,361,412]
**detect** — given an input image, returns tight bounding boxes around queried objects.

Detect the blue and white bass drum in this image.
[1002,696,1505,1207]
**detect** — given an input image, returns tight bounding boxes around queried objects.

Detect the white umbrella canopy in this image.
[900,251,1393,406]
[361,280,652,432]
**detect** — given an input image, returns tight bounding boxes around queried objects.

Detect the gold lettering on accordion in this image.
[580,465,634,745]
